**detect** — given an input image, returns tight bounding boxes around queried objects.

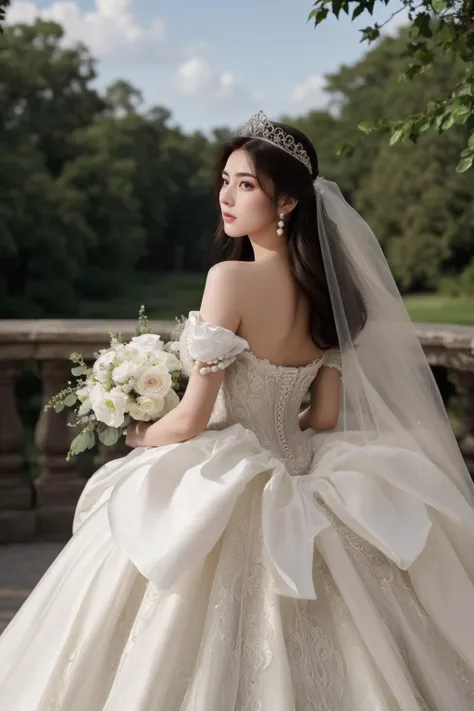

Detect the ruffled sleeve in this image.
[187,311,249,375]
[322,348,342,373]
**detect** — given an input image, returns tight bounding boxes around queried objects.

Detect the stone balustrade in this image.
[0,319,473,543]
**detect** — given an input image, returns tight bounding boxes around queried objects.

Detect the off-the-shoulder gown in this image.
[1,312,474,710]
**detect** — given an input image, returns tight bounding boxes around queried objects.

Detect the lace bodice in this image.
[179,313,341,476]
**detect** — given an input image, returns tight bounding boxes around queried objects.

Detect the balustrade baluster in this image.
[0,360,35,541]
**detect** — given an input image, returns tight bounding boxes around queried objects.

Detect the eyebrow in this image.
[222,170,257,179]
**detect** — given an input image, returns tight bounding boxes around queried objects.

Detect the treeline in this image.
[1,19,473,318]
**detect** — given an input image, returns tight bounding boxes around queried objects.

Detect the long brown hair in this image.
[212,122,367,349]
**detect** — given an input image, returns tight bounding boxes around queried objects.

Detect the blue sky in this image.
[9,0,407,133]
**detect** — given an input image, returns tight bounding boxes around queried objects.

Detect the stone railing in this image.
[0,319,473,543]
[0,319,173,543]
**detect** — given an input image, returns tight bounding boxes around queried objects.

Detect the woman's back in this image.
[233,258,324,367]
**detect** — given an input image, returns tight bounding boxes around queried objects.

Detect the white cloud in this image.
[174,56,259,107]
[289,74,329,111]
[7,0,166,62]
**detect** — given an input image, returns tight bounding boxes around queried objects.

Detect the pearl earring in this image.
[277,213,285,236]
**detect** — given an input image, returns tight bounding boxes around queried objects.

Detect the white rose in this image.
[112,361,141,384]
[136,395,165,419]
[131,334,164,353]
[162,388,180,415]
[152,351,181,372]
[129,404,152,421]
[135,366,172,398]
[90,384,128,428]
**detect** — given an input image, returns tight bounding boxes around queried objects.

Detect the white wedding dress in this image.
[1,312,474,711]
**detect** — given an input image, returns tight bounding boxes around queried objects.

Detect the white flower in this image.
[89,384,128,428]
[113,343,148,366]
[137,395,165,418]
[112,360,141,384]
[135,366,172,398]
[78,400,92,417]
[162,389,180,415]
[131,333,164,353]
[92,350,115,384]
[152,350,181,372]
[76,385,91,403]
[76,384,92,417]
[129,403,152,421]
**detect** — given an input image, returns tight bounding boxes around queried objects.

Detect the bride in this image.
[1,111,474,710]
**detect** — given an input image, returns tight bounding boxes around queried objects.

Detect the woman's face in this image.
[219,149,276,238]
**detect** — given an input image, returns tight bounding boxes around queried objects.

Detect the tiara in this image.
[238,110,313,174]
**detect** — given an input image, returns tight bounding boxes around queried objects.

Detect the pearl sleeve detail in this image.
[187,311,249,375]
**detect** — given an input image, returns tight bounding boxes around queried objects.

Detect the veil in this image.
[314,177,474,504]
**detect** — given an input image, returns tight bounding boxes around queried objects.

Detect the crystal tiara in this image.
[238,110,313,174]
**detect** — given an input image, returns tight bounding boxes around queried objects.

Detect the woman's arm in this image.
[126,262,242,448]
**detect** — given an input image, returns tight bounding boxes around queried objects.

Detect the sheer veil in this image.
[315,176,474,504]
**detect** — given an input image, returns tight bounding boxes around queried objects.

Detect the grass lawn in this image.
[404,294,474,326]
[80,273,474,327]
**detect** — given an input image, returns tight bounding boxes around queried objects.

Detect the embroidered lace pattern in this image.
[179,319,332,476]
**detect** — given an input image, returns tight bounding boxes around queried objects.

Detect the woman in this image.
[1,111,474,710]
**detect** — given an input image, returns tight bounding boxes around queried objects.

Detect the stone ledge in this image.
[415,323,474,371]
[0,319,473,367]
[0,319,174,360]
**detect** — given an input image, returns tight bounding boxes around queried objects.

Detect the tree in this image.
[0,20,106,177]
[286,30,474,290]
[0,20,105,316]
[309,0,474,171]
[0,1,9,32]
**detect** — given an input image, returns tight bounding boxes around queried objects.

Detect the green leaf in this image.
[403,65,423,81]
[54,402,65,413]
[441,114,455,130]
[358,121,375,134]
[413,12,432,38]
[389,128,404,146]
[64,393,77,407]
[335,140,349,156]
[468,134,474,150]
[419,119,433,133]
[360,25,380,42]
[310,6,329,24]
[451,106,472,124]
[431,0,447,12]
[332,0,344,19]
[98,426,121,446]
[71,366,87,376]
[458,85,474,98]
[456,156,473,173]
[70,429,96,456]
[352,3,365,20]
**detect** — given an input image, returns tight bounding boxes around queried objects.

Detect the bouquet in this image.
[45,307,187,460]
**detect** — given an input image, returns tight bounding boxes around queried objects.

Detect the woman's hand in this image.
[125,421,153,448]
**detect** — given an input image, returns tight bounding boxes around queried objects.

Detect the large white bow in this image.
[106,425,474,600]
